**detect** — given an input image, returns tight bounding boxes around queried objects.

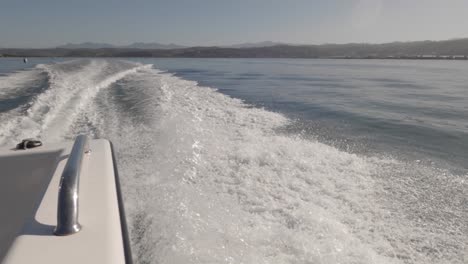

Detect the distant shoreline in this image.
[1,54,467,60]
[1,38,468,60]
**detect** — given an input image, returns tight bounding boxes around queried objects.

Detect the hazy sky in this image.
[1,0,468,48]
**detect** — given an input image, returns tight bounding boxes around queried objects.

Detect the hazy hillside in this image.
[123,42,185,49]
[57,42,116,49]
[226,41,286,48]
[2,38,468,58]
[56,42,185,49]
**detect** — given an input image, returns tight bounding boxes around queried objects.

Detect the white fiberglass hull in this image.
[0,138,131,263]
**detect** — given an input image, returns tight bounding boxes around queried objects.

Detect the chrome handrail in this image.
[54,135,90,236]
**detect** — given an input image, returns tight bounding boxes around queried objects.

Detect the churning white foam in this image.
[0,67,43,98]
[81,67,407,264]
[0,59,150,145]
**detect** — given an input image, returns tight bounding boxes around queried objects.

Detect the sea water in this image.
[0,58,466,263]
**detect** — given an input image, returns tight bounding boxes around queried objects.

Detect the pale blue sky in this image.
[1,0,468,48]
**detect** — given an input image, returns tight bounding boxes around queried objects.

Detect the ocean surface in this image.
[0,57,466,264]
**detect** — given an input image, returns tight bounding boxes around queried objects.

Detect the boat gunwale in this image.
[110,141,133,264]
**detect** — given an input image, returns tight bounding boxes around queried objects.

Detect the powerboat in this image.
[0,135,132,263]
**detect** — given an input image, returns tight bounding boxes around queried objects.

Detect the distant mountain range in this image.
[56,42,186,49]
[55,41,286,49]
[1,38,468,59]
[226,41,286,48]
